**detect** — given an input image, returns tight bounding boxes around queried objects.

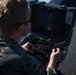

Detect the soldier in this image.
[0,0,62,75]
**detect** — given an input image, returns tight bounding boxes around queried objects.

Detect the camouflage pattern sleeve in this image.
[0,46,46,75]
[22,52,46,75]
[46,68,63,75]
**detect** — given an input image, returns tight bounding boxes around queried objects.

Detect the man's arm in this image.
[22,42,63,75]
[46,48,63,75]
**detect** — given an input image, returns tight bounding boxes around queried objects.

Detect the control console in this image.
[20,33,68,67]
[20,1,76,67]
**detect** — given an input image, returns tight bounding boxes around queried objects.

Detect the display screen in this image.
[31,4,66,41]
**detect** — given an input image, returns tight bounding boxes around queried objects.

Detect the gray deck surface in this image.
[59,20,76,75]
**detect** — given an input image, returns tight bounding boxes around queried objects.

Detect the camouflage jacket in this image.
[0,36,63,75]
[0,36,46,75]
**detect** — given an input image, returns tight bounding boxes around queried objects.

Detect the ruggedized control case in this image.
[20,2,76,67]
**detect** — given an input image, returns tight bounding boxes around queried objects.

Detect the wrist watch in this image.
[46,68,57,75]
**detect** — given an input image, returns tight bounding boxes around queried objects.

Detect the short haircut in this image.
[0,0,28,35]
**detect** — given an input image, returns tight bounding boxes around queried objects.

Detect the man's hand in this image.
[50,48,61,63]
[21,42,34,53]
[47,48,61,69]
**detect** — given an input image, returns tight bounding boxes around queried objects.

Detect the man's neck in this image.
[0,32,20,43]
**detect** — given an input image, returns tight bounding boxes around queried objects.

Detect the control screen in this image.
[31,4,66,41]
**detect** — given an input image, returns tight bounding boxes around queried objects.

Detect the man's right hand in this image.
[47,48,61,69]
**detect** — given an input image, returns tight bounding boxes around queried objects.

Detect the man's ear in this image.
[17,25,24,34]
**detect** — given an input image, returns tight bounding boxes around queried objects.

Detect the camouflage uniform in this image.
[0,36,63,75]
[0,36,46,75]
